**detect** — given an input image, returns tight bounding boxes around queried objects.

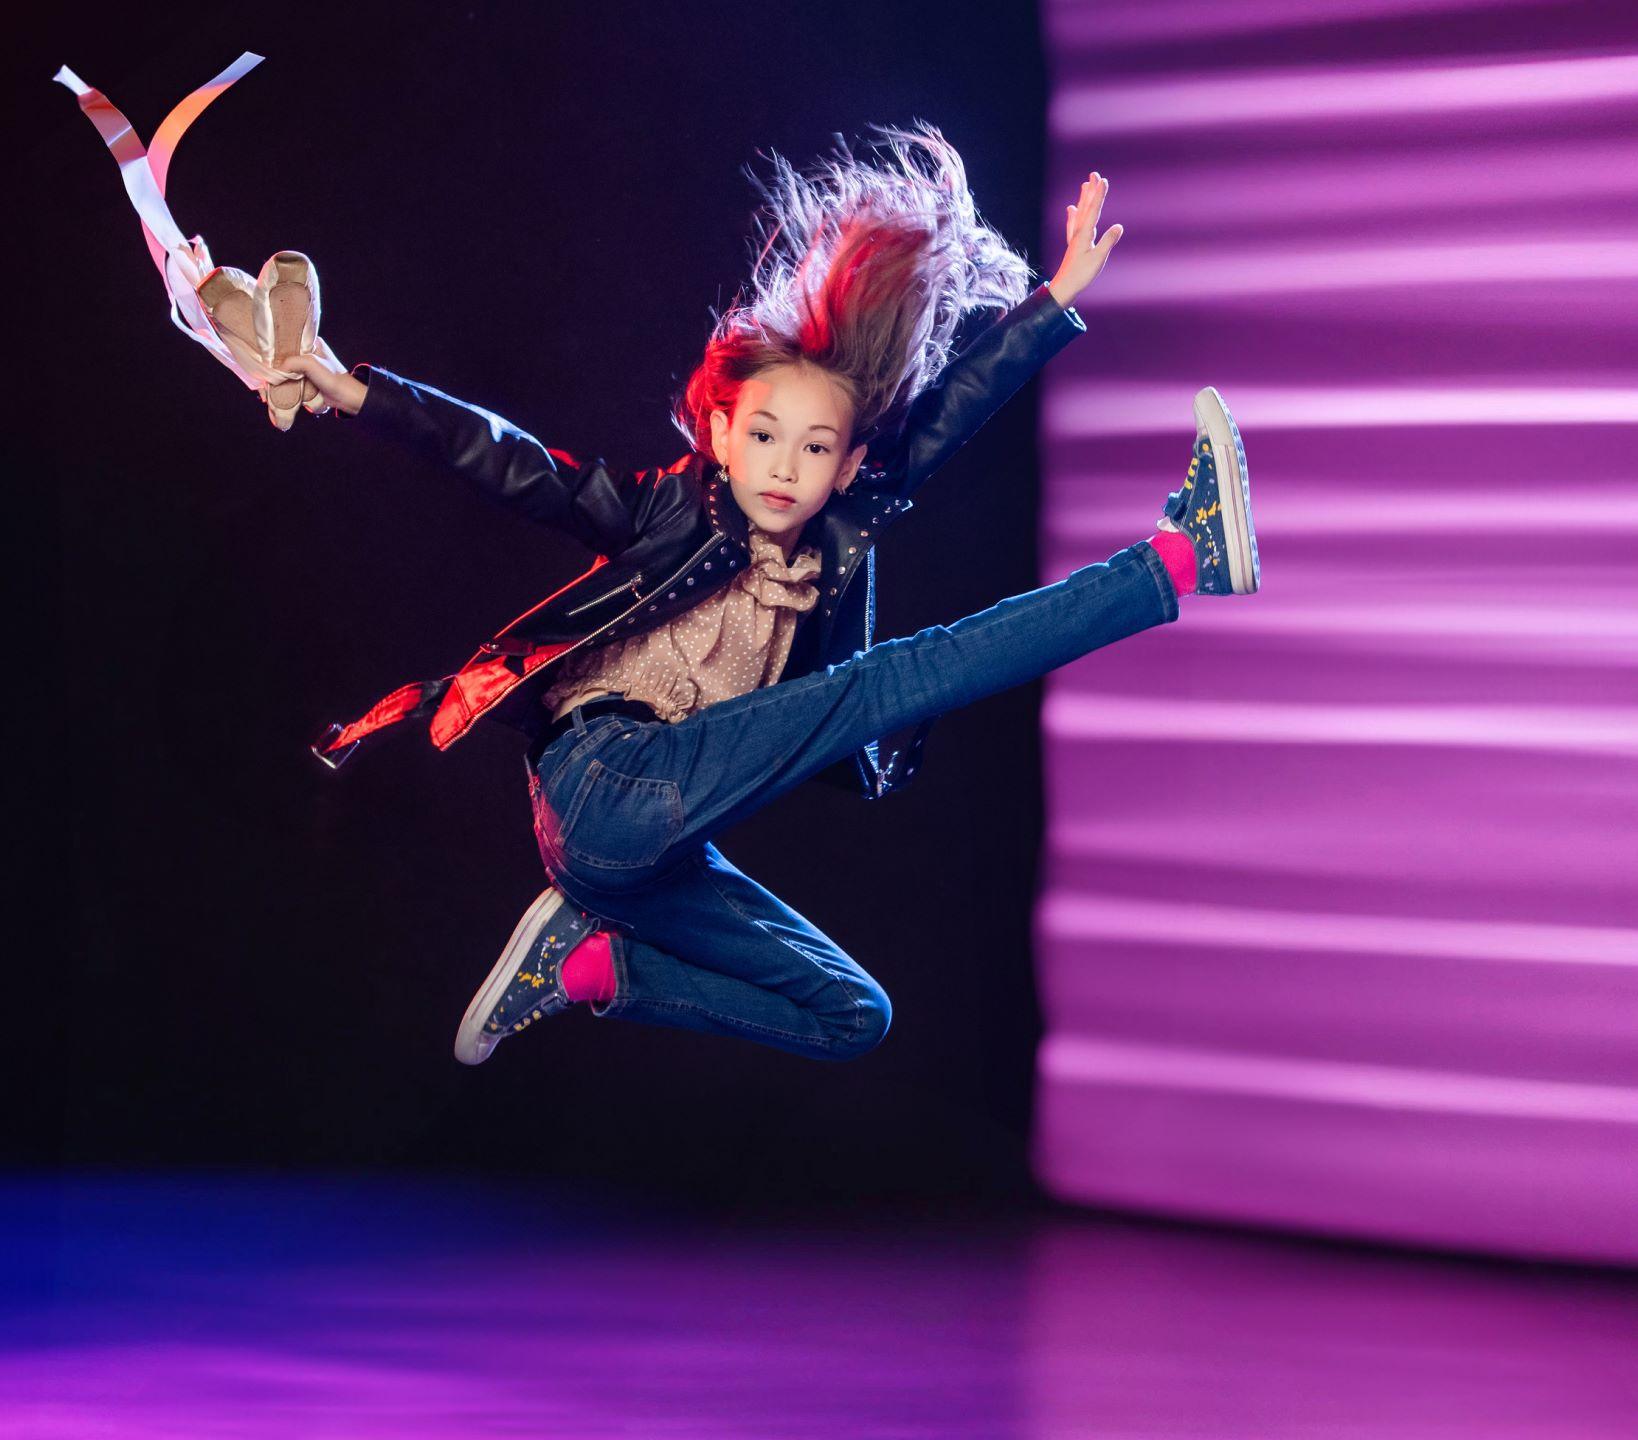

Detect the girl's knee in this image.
[829,982,892,1060]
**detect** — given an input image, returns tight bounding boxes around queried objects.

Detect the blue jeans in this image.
[526,540,1178,1060]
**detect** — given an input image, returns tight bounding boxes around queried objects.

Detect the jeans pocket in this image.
[539,715,626,798]
[559,757,685,872]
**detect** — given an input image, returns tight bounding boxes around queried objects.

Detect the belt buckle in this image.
[310,722,359,770]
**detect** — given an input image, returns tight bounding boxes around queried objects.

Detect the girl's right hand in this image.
[280,343,369,416]
[1047,171,1123,311]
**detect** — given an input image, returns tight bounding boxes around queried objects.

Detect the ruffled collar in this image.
[741,522,822,609]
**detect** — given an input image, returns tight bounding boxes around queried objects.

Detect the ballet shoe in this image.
[198,264,289,422]
[253,250,322,431]
[196,265,267,380]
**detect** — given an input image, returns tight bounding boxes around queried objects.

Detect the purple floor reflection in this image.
[5,1175,1635,1438]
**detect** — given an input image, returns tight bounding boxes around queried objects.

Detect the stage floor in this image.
[5,1174,1635,1438]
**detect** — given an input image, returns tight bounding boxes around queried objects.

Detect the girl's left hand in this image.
[280,343,369,417]
[1048,171,1123,310]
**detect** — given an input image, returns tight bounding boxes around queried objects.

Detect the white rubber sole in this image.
[1192,385,1259,595]
[454,886,570,1066]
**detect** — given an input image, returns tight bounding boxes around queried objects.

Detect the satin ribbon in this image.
[54,53,332,392]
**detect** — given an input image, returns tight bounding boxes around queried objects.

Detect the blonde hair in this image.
[673,122,1034,453]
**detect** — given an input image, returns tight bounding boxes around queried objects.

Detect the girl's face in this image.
[710,363,868,549]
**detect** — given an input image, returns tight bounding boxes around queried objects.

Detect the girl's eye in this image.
[807,443,830,455]
[750,430,772,443]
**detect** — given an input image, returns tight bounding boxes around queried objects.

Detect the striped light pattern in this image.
[1031,0,1638,1265]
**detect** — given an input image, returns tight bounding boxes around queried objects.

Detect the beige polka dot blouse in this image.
[540,520,824,724]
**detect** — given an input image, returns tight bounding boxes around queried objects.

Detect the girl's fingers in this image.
[1068,174,1108,241]
[1080,177,1113,253]
[1067,185,1089,246]
[1062,172,1113,262]
[1087,174,1107,231]
[281,347,341,380]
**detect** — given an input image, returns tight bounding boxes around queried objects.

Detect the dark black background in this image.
[19,1,1058,1215]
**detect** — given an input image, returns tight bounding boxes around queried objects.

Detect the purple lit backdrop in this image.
[1030,0,1638,1264]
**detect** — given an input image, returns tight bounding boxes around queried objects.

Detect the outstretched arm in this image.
[873,171,1123,502]
[284,351,666,557]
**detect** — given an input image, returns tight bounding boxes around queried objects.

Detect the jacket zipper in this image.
[570,534,724,642]
[564,570,645,617]
[486,532,728,662]
[620,533,729,624]
[479,532,729,662]
[480,569,644,653]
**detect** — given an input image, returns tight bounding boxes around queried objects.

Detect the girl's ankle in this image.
[1147,530,1197,597]
[561,930,617,1004]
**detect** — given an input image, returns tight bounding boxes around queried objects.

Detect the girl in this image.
[283,124,1259,1066]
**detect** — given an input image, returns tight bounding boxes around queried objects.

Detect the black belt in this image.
[527,694,660,768]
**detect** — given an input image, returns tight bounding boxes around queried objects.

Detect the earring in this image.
[717,465,731,485]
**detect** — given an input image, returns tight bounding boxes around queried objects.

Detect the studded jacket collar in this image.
[311,283,1086,797]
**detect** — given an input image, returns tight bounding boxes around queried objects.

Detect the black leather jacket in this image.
[313,282,1085,797]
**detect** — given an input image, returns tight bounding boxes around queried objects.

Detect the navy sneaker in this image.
[1156,385,1260,596]
[454,887,606,1065]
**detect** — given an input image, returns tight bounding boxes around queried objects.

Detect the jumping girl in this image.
[278,123,1260,1065]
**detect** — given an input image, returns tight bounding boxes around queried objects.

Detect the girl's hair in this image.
[672,122,1035,455]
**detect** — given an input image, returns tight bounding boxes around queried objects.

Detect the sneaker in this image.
[253,250,324,430]
[1156,385,1260,595]
[454,887,606,1065]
